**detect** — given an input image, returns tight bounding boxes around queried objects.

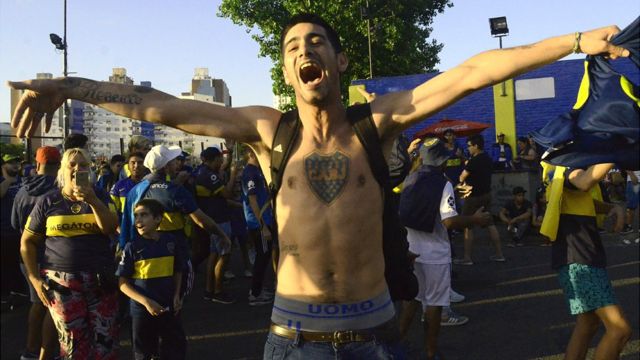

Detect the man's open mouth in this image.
[299,62,323,84]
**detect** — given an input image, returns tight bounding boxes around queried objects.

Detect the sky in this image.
[0,0,638,123]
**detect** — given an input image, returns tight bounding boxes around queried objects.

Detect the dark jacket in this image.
[11,175,57,233]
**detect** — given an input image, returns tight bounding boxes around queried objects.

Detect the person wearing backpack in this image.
[397,138,491,360]
[10,11,629,358]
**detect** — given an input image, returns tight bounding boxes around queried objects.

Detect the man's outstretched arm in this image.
[371,25,629,136]
[8,77,281,143]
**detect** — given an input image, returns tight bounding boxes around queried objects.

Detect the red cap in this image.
[35,146,61,164]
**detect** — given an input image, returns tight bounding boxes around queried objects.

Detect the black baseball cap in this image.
[201,147,222,161]
[418,138,450,167]
[513,186,527,195]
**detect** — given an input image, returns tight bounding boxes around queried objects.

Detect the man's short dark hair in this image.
[280,13,342,55]
[135,198,165,218]
[467,134,484,149]
[63,133,88,150]
[110,154,126,165]
[128,152,145,161]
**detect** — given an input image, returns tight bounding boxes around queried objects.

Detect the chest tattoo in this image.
[304,150,350,204]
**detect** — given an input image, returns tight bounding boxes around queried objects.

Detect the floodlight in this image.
[489,17,509,37]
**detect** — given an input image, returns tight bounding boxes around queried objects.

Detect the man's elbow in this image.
[441,218,454,229]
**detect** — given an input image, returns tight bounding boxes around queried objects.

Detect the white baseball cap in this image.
[144,145,182,172]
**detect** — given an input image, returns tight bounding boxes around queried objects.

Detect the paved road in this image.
[2,229,638,359]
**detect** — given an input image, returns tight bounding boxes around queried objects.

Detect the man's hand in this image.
[407,138,422,156]
[73,184,98,205]
[472,206,492,227]
[143,298,166,316]
[31,277,51,307]
[173,294,183,314]
[261,226,273,242]
[579,26,630,59]
[456,183,473,199]
[407,250,420,265]
[357,87,376,103]
[8,79,68,138]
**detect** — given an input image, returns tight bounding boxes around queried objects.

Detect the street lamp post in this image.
[50,0,69,136]
[361,1,373,79]
[489,16,509,96]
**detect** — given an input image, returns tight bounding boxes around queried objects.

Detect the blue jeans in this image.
[263,332,406,359]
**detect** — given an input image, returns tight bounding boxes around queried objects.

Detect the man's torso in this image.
[256,118,387,303]
[466,152,492,196]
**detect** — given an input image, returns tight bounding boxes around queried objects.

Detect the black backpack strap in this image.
[269,109,301,197]
[347,103,390,190]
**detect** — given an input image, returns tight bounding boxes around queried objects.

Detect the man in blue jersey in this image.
[110,152,146,218]
[122,145,231,300]
[195,147,238,304]
[242,148,276,306]
[117,198,188,360]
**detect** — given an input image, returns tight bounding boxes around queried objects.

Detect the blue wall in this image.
[352,58,638,149]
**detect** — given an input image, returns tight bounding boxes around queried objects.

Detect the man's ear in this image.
[282,65,292,86]
[337,53,349,73]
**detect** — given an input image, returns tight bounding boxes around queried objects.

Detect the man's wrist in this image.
[572,32,582,54]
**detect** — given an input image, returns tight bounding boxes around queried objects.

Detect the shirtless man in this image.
[8,13,628,358]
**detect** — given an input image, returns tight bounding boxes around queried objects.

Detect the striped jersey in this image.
[25,190,112,272]
[116,232,186,316]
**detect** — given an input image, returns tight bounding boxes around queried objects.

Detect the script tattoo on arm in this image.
[62,78,145,105]
[304,150,350,204]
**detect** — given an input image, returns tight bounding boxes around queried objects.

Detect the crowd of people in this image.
[1,133,280,359]
[2,125,636,360]
[4,11,636,360]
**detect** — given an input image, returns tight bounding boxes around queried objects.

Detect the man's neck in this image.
[297,99,347,146]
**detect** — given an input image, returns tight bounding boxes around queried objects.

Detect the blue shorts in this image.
[557,264,617,315]
[626,182,639,210]
[210,222,232,255]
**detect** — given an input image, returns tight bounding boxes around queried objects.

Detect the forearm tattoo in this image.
[63,78,148,105]
[281,244,299,257]
[304,150,350,204]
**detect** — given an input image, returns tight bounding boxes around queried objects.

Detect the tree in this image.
[0,143,25,161]
[218,0,452,110]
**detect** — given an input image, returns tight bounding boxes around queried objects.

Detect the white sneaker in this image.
[244,269,253,278]
[450,289,465,303]
[224,271,236,279]
[441,309,469,326]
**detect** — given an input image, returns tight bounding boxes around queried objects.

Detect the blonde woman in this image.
[20,148,119,359]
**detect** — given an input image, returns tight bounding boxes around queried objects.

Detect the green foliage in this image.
[218,0,452,110]
[0,143,26,160]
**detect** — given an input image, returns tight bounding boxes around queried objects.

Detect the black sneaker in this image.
[210,292,236,304]
[203,291,214,301]
[621,224,633,234]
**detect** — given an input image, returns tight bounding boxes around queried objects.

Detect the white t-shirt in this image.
[627,170,640,183]
[406,181,458,265]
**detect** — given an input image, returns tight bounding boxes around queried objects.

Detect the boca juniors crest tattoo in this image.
[304,151,350,204]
